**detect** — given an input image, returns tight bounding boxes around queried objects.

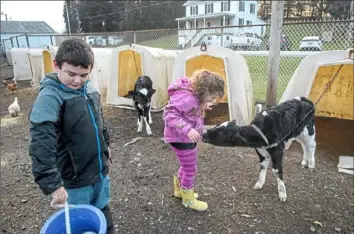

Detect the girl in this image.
[163,69,225,211]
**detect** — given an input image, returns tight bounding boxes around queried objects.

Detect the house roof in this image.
[176,12,235,21]
[183,1,214,6]
[0,21,57,34]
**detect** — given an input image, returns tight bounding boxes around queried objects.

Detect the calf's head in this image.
[201,120,241,147]
[128,88,156,107]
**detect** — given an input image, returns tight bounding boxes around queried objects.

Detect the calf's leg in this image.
[148,106,152,124]
[296,125,316,171]
[143,106,152,135]
[253,148,270,190]
[137,107,144,133]
[269,144,287,202]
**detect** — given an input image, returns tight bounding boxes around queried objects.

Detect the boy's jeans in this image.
[66,176,110,209]
[66,176,116,233]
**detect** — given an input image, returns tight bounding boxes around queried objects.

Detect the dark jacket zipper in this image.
[67,149,78,181]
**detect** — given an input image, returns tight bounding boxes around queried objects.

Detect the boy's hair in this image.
[55,37,94,70]
[190,69,225,103]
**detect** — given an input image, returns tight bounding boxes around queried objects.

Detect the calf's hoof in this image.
[279,193,287,202]
[146,129,152,136]
[308,167,315,172]
[253,182,264,190]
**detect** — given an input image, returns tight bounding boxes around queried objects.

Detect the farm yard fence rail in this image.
[1,18,353,101]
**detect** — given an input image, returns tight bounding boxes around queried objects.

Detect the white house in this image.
[176,0,266,48]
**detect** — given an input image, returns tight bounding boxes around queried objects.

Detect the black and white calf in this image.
[128,75,156,136]
[201,96,317,202]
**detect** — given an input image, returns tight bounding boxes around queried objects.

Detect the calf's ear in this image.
[148,89,156,97]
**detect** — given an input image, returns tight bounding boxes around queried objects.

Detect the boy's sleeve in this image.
[29,88,63,195]
[101,106,110,147]
[163,91,197,137]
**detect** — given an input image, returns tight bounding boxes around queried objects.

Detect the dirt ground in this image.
[1,64,353,234]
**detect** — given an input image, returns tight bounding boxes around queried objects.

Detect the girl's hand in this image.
[187,128,201,142]
[205,102,214,111]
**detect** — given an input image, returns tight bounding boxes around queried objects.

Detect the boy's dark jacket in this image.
[29,73,110,195]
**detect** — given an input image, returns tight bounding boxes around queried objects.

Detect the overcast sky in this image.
[1,1,66,33]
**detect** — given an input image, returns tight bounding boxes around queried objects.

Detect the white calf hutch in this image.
[89,48,113,96]
[280,50,353,121]
[41,46,58,77]
[106,44,180,110]
[11,48,40,82]
[172,45,253,126]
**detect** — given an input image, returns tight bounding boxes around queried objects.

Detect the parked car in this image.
[227,32,263,50]
[299,36,323,51]
[266,34,292,51]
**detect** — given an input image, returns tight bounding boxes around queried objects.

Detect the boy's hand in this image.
[50,186,68,207]
[187,128,201,142]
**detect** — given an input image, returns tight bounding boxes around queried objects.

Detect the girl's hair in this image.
[190,69,225,103]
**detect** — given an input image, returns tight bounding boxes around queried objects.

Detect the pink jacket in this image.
[163,76,204,143]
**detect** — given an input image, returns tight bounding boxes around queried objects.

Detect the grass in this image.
[245,56,303,102]
[127,35,303,102]
[138,34,179,49]
[268,22,352,51]
[122,20,350,102]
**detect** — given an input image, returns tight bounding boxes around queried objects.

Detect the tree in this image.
[63,0,80,33]
[325,0,351,19]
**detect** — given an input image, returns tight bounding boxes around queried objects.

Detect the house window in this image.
[221,18,231,26]
[239,1,245,12]
[207,22,211,27]
[190,5,198,15]
[207,36,212,40]
[250,3,256,14]
[238,18,244,26]
[221,1,229,12]
[246,20,252,26]
[206,3,213,14]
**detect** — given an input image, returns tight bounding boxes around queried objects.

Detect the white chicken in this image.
[8,97,20,117]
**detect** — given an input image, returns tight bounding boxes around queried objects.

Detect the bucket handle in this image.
[50,202,74,234]
[64,202,72,234]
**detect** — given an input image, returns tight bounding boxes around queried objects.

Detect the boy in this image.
[28,37,116,233]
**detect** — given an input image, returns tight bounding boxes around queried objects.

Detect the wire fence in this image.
[1,18,353,101]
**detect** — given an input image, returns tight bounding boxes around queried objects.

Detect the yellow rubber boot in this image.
[180,188,208,212]
[173,175,198,198]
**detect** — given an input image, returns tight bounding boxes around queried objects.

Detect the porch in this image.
[176,12,236,47]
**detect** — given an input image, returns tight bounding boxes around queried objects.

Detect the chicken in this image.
[8,97,20,117]
[2,80,18,93]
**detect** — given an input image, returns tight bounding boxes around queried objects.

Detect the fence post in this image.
[15,36,20,47]
[1,39,6,54]
[25,34,30,48]
[50,36,54,45]
[133,32,137,44]
[265,0,284,107]
[220,27,224,47]
[10,37,14,47]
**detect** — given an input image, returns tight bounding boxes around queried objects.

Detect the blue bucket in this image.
[39,204,107,234]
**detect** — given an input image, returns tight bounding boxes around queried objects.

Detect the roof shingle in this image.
[0,21,57,34]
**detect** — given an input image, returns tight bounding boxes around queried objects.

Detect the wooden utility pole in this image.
[65,1,72,34]
[265,1,284,107]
